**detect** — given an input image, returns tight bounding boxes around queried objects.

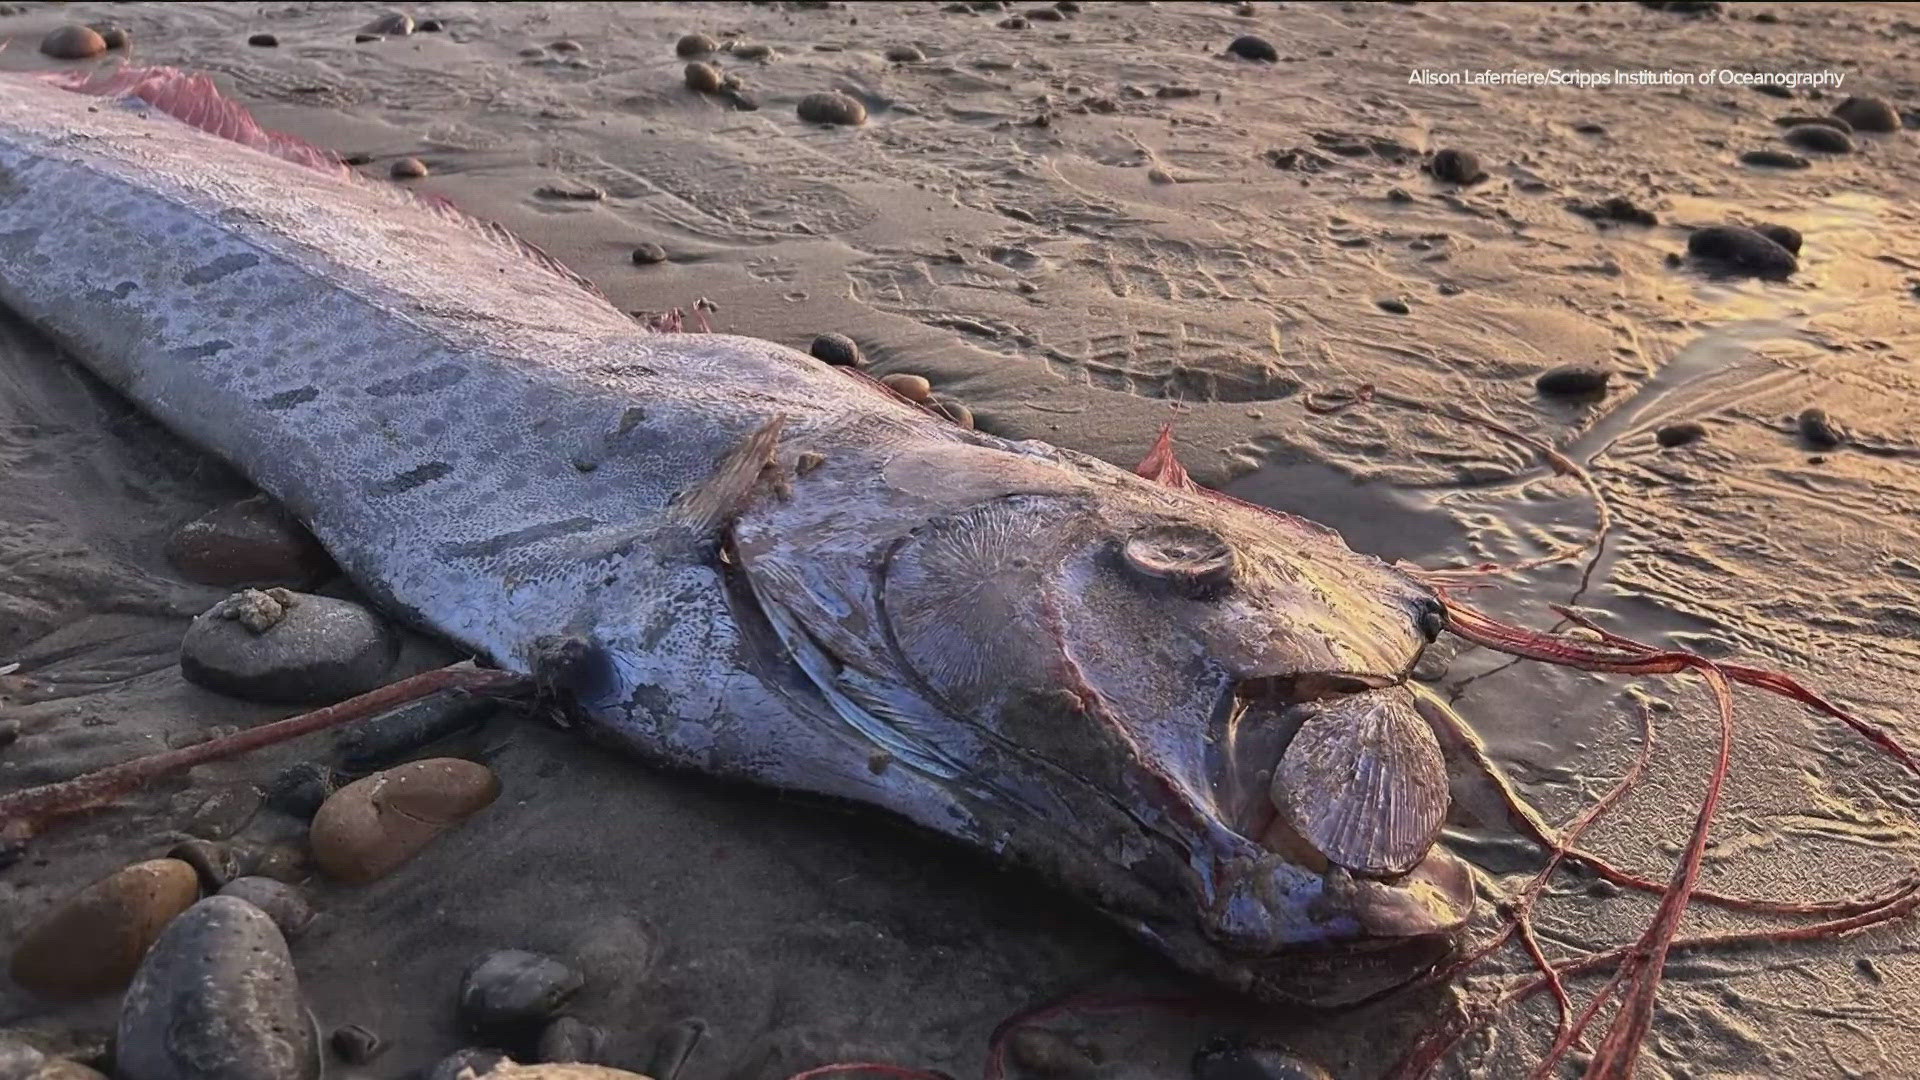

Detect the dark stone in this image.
[458,950,585,1043]
[167,839,240,893]
[329,1025,382,1065]
[885,44,925,62]
[265,762,338,819]
[1057,0,1082,9]
[1756,223,1802,255]
[1227,35,1278,62]
[1687,225,1797,278]
[179,590,399,706]
[419,18,445,32]
[248,32,279,47]
[1740,148,1810,169]
[116,896,319,1080]
[1387,187,1413,203]
[39,25,106,59]
[723,88,760,112]
[1774,114,1851,133]
[218,877,314,938]
[797,92,867,125]
[1798,407,1843,448]
[0,717,18,752]
[1656,421,1707,448]
[1567,195,1656,226]
[362,11,413,35]
[1535,364,1611,398]
[684,62,723,93]
[354,33,381,43]
[335,691,501,774]
[1424,147,1486,184]
[631,242,669,266]
[1376,298,1410,314]
[93,25,130,50]
[427,1048,509,1080]
[1833,95,1900,133]
[999,15,1029,28]
[164,495,334,589]
[1192,1038,1332,1080]
[809,332,863,367]
[1026,7,1065,20]
[536,1016,606,1063]
[676,33,717,57]
[1784,124,1852,153]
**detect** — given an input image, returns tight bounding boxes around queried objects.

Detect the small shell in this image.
[1121,523,1235,593]
[1271,690,1447,878]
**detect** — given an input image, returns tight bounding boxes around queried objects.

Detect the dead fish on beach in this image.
[0,69,1470,1003]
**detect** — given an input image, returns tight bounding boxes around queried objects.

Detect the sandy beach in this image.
[3,2,1920,1077]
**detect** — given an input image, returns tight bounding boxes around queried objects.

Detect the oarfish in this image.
[0,69,1472,1003]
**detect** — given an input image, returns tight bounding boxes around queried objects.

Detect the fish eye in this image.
[1120,522,1236,597]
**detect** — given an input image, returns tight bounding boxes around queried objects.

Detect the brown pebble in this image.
[391,158,430,180]
[684,62,723,93]
[1797,407,1843,448]
[797,91,867,126]
[249,32,280,47]
[631,242,669,266]
[39,24,107,60]
[881,373,933,402]
[1784,124,1852,153]
[730,41,774,60]
[164,494,334,588]
[9,859,201,999]
[1832,95,1900,133]
[931,398,975,429]
[1426,147,1487,184]
[92,25,130,50]
[355,33,383,43]
[1535,363,1611,398]
[309,758,500,884]
[363,11,414,35]
[676,32,717,57]
[885,44,925,62]
[1656,421,1707,448]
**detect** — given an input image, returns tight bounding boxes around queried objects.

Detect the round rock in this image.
[1425,147,1486,184]
[1756,223,1802,254]
[1832,95,1900,133]
[1656,421,1707,448]
[930,397,974,430]
[1784,124,1852,153]
[630,242,669,266]
[164,495,335,588]
[684,62,722,93]
[310,757,500,883]
[1227,35,1278,61]
[880,373,933,402]
[362,11,414,35]
[1535,364,1611,399]
[797,91,867,126]
[1687,224,1797,278]
[168,839,241,893]
[9,858,201,999]
[93,25,131,50]
[1798,407,1843,448]
[39,25,107,59]
[885,44,925,62]
[219,877,315,938]
[265,761,338,819]
[117,896,319,1080]
[249,33,280,47]
[180,589,398,705]
[459,950,586,1042]
[1740,149,1809,169]
[392,157,430,179]
[809,332,862,367]
[675,32,717,57]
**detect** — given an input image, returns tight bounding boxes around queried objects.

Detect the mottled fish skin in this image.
[0,75,1468,1002]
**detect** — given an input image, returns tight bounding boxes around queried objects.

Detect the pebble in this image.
[93,25,131,50]
[1797,407,1843,448]
[723,88,760,112]
[1775,114,1851,133]
[179,589,398,705]
[337,691,502,773]
[809,332,863,367]
[1387,187,1414,203]
[1756,223,1802,254]
[219,877,315,938]
[1425,147,1486,184]
[1026,7,1065,20]
[999,15,1029,29]
[459,950,586,1042]
[165,495,334,588]
[730,42,775,60]
[684,62,723,93]
[880,373,933,402]
[184,781,264,839]
[1192,1038,1331,1080]
[1832,95,1900,133]
[355,33,382,43]
[265,761,338,818]
[0,716,19,752]
[429,1049,510,1080]
[392,157,430,179]
[885,44,925,62]
[630,242,669,266]
[1376,297,1410,315]
[329,1025,383,1065]
[362,11,414,35]
[9,859,201,999]
[1739,148,1809,169]
[309,757,500,883]
[1656,420,1708,448]
[1227,34,1278,62]
[168,839,241,893]
[1568,195,1656,226]
[1057,0,1082,10]
[930,398,975,429]
[117,897,318,1080]
[1007,1028,1099,1077]
[237,842,309,884]
[1784,124,1852,153]
[39,25,107,59]
[675,32,717,57]
[1535,364,1611,398]
[797,91,867,126]
[249,32,280,47]
[536,1016,607,1063]
[419,18,445,32]
[1686,224,1797,278]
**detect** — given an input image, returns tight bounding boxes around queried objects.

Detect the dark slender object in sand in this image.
[0,665,528,845]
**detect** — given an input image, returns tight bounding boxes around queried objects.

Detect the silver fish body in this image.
[0,72,1472,1002]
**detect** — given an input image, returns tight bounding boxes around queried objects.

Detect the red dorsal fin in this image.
[1134,423,1197,491]
[46,66,611,304]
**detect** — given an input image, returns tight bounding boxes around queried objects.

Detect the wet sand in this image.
[4,2,1920,1077]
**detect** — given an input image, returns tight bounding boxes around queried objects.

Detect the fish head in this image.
[725,431,1474,1003]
